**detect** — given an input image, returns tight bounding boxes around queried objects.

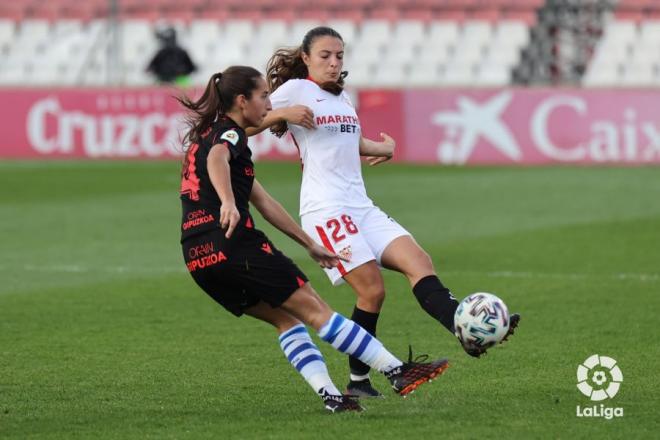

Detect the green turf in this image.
[1,161,659,439]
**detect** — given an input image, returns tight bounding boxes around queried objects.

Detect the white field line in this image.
[442,270,660,282]
[1,264,658,282]
[17,264,187,274]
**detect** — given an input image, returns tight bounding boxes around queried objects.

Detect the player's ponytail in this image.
[267,26,347,138]
[177,66,261,149]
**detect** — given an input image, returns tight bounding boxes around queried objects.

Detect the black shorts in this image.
[181,227,308,316]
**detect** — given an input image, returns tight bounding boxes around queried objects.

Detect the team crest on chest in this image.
[221,129,240,145]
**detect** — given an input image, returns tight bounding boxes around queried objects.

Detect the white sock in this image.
[350,373,370,382]
[279,324,341,396]
[318,313,403,373]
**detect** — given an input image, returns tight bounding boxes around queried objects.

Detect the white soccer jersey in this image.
[270,79,374,216]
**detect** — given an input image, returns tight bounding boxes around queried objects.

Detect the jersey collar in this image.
[218,114,246,135]
[306,75,322,85]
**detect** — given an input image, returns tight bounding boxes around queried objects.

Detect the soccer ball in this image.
[454,292,510,350]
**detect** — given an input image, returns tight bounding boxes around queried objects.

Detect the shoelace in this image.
[406,345,429,364]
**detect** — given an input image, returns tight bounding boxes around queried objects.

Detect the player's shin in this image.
[279,324,341,396]
[348,306,380,380]
[317,313,402,373]
[412,275,459,333]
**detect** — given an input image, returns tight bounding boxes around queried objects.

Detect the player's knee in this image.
[419,250,435,272]
[407,250,434,279]
[307,301,333,330]
[298,286,334,329]
[276,317,304,334]
[358,285,386,310]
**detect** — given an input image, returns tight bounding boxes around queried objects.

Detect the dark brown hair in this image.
[266,26,348,137]
[177,65,262,149]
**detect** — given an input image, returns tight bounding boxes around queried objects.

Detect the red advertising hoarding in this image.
[360,88,660,165]
[0,88,298,160]
[2,87,660,165]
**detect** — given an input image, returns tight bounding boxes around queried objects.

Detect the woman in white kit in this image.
[249,27,520,397]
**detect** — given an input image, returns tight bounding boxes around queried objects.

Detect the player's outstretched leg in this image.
[317,312,449,397]
[245,301,363,413]
[279,285,449,398]
[413,276,522,358]
[379,238,521,359]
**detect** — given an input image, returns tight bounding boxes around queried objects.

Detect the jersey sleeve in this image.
[269,79,300,109]
[211,127,246,159]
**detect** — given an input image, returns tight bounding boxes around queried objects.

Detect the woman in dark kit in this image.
[177,65,450,413]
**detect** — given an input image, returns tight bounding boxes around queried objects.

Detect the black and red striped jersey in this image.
[180,116,255,242]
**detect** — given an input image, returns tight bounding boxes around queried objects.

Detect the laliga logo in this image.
[577,354,623,400]
[576,354,624,420]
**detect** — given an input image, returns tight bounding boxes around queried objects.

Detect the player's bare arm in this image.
[249,179,344,268]
[245,105,315,136]
[207,142,240,238]
[359,133,395,166]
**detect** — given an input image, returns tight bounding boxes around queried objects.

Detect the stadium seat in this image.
[357,19,392,47]
[254,19,289,46]
[189,20,222,45]
[383,38,419,64]
[494,20,530,48]
[441,63,475,86]
[408,61,440,86]
[475,63,511,86]
[483,43,521,69]
[428,20,460,47]
[639,20,660,42]
[18,19,51,41]
[373,61,408,87]
[347,39,385,67]
[326,19,358,45]
[631,40,659,65]
[290,20,323,45]
[392,20,426,45]
[223,20,255,47]
[450,37,485,68]
[620,61,655,86]
[345,62,372,87]
[417,39,452,65]
[461,20,493,46]
[247,40,281,72]
[582,66,620,87]
[0,19,15,49]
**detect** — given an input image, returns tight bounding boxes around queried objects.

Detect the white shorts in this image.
[301,206,410,286]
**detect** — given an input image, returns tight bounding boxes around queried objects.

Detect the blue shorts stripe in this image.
[287,342,316,363]
[337,324,360,352]
[352,333,374,359]
[295,354,325,372]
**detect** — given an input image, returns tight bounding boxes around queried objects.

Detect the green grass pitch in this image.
[1,161,659,439]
